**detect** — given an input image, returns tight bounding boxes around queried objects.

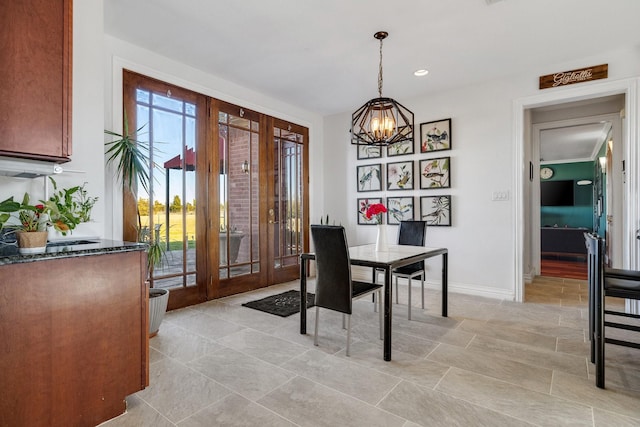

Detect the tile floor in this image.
[103,276,640,426]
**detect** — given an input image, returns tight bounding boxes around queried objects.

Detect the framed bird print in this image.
[420,157,450,189]
[357,164,382,192]
[387,161,414,190]
[387,139,414,157]
[357,145,382,159]
[420,195,451,226]
[387,197,414,225]
[358,198,383,225]
[420,118,451,153]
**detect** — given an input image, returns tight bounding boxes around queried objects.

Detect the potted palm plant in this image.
[105,110,169,337]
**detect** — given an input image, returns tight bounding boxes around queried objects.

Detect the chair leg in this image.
[421,275,425,309]
[395,275,399,305]
[314,306,320,347]
[346,314,352,357]
[408,277,413,320]
[373,293,377,312]
[378,290,383,340]
[595,281,605,388]
[342,313,346,329]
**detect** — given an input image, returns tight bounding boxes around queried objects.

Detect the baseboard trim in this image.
[352,266,515,301]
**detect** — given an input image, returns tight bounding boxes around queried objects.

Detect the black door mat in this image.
[242,290,315,317]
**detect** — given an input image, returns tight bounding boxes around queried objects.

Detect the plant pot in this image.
[16,230,48,254]
[149,288,169,338]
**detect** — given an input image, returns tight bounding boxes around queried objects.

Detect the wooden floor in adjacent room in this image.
[541,256,587,280]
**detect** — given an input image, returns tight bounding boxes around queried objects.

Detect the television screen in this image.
[541,180,574,206]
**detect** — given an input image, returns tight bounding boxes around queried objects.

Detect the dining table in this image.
[299,244,448,361]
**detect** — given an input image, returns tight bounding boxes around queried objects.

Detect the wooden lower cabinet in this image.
[0,250,149,427]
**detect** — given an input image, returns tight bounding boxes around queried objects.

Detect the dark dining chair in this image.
[311,225,383,356]
[394,221,427,320]
[584,232,640,388]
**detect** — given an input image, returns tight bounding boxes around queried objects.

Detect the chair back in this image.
[398,221,427,246]
[310,225,353,314]
[397,221,427,271]
[585,232,604,291]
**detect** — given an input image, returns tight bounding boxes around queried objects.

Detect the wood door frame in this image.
[207,100,269,298]
[514,77,639,303]
[121,72,311,307]
[122,70,208,310]
[267,117,310,285]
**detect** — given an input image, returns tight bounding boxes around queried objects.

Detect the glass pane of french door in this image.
[218,110,260,280]
[134,88,198,290]
[269,120,308,283]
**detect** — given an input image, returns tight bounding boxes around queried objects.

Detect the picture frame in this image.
[387,197,414,225]
[419,157,451,189]
[386,161,414,191]
[357,145,382,160]
[357,163,382,192]
[420,195,451,226]
[420,118,451,153]
[357,197,383,225]
[387,139,414,157]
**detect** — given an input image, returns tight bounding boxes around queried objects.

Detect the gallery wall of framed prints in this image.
[355,117,452,227]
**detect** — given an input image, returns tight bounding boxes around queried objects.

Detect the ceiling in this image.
[103,0,640,116]
[539,122,609,163]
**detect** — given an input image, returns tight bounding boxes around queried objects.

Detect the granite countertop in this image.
[0,239,147,265]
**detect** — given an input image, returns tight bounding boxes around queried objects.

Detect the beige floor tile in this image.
[103,275,640,425]
[557,336,590,357]
[101,395,174,427]
[177,394,295,427]
[187,347,296,401]
[459,318,558,351]
[428,343,553,393]
[392,316,475,348]
[468,334,589,377]
[258,376,406,427]
[379,380,536,427]
[166,310,247,341]
[593,407,640,427]
[552,370,640,419]
[436,368,593,426]
[216,328,309,366]
[334,340,450,389]
[487,318,585,341]
[195,301,289,334]
[150,323,224,364]
[136,358,231,423]
[282,349,401,404]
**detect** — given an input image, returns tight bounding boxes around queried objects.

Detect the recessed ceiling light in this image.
[414,69,429,77]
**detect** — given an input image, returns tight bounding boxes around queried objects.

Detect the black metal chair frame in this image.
[376,221,427,320]
[311,225,383,357]
[585,232,640,388]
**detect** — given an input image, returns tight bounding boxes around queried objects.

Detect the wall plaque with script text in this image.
[539,64,608,90]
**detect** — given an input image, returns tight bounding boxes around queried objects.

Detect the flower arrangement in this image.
[0,179,97,237]
[17,195,49,232]
[365,202,387,224]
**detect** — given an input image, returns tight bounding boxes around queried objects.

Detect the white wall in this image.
[324,46,640,300]
[0,0,105,238]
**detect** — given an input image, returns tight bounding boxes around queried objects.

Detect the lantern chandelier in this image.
[351,31,414,147]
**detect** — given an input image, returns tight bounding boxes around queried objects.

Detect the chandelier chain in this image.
[378,38,384,98]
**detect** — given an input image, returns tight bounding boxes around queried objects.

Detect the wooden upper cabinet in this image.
[0,0,72,162]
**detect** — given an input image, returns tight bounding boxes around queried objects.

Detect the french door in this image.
[211,102,309,298]
[123,71,308,309]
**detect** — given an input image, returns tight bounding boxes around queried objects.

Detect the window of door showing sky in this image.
[135,88,197,289]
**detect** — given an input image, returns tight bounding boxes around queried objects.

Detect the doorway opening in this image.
[513,78,638,303]
[530,99,624,281]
